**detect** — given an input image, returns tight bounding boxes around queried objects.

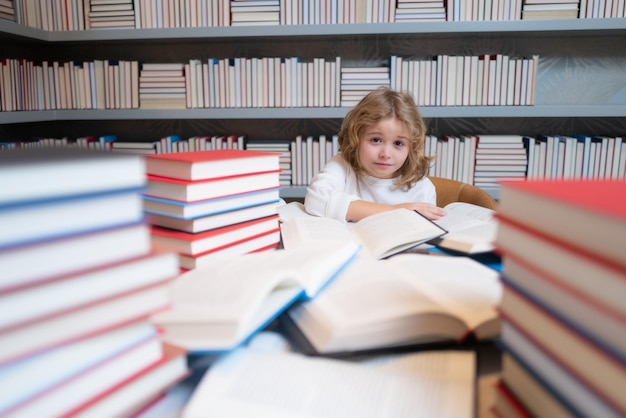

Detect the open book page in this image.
[431,202,498,254]
[287,254,501,353]
[387,254,502,339]
[182,347,476,418]
[152,241,360,351]
[277,201,312,222]
[281,208,446,259]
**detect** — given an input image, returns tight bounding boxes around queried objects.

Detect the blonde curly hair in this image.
[338,86,432,189]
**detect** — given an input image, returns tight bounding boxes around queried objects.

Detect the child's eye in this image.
[370,137,382,143]
[394,140,406,147]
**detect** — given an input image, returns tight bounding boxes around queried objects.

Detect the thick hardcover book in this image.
[498,179,626,270]
[152,240,360,353]
[5,333,165,417]
[0,222,151,295]
[0,188,144,249]
[147,201,278,233]
[150,215,280,256]
[285,253,501,355]
[499,324,623,418]
[0,252,178,333]
[0,320,158,415]
[178,230,281,270]
[145,171,281,203]
[145,149,281,181]
[0,280,172,366]
[62,343,189,418]
[142,187,281,219]
[0,147,145,205]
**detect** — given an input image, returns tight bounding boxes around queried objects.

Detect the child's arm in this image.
[346,200,446,222]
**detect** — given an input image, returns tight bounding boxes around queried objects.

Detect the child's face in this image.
[358,117,410,179]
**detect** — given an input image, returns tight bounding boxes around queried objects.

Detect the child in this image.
[304,87,447,222]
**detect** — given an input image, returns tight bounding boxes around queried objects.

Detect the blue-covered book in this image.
[151,240,361,353]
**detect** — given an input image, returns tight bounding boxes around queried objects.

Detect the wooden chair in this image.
[428,176,499,210]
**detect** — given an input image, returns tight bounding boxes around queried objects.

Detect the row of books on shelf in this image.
[492,179,626,418]
[2,133,624,187]
[6,0,624,31]
[0,53,539,111]
[0,147,189,416]
[390,54,538,107]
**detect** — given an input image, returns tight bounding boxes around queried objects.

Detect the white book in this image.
[182,347,476,418]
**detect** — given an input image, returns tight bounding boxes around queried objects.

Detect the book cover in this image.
[142,187,281,219]
[145,149,281,181]
[147,201,279,234]
[499,324,622,418]
[145,171,281,203]
[178,230,281,270]
[499,287,626,416]
[62,342,189,418]
[150,215,279,255]
[499,179,626,270]
[496,218,625,353]
[0,320,158,415]
[0,280,172,366]
[5,333,165,417]
[0,147,145,206]
[0,188,144,250]
[0,222,151,296]
[0,252,178,333]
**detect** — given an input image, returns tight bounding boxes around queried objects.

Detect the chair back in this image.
[428,176,499,210]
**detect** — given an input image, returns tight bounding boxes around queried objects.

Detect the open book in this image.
[284,253,502,354]
[182,346,476,418]
[280,208,447,259]
[151,240,360,353]
[430,202,498,254]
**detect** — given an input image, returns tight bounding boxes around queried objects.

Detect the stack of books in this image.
[493,179,626,418]
[395,0,446,21]
[87,0,136,29]
[472,134,528,189]
[521,0,580,19]
[0,0,15,21]
[230,0,280,26]
[143,149,283,270]
[139,63,187,109]
[340,67,391,107]
[0,147,187,417]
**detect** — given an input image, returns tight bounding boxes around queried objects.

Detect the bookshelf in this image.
[1,16,626,199]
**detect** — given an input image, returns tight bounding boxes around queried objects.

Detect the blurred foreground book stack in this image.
[0,148,187,417]
[493,179,626,418]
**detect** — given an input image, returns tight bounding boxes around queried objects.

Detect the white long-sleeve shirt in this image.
[304,154,436,222]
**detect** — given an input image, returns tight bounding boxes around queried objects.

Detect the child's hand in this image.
[399,203,447,220]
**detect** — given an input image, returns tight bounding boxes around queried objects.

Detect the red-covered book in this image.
[147,201,279,233]
[179,230,281,270]
[151,215,280,255]
[145,149,281,181]
[145,171,281,203]
[498,179,626,270]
